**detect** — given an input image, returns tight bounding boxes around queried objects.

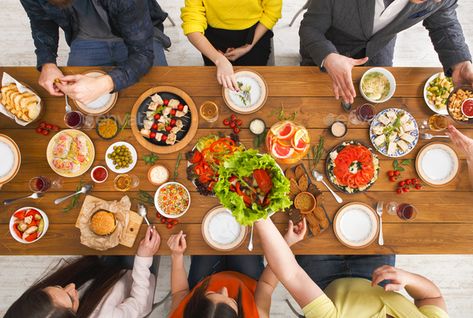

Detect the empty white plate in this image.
[202,206,247,251]
[416,143,459,187]
[334,203,378,249]
[222,70,268,114]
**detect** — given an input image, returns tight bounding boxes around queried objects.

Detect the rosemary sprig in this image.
[173,152,182,181]
[271,105,297,121]
[312,136,325,168]
[136,190,154,205]
[253,129,268,149]
[63,182,83,213]
[118,113,130,135]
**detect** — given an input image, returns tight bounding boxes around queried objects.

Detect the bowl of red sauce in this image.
[461,98,473,118]
[91,166,108,183]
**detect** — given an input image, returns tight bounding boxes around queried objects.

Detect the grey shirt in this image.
[72,0,120,41]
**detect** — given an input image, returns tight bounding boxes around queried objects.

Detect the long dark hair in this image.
[183,278,244,318]
[5,256,126,318]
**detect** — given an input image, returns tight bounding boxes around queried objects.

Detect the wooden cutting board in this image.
[75,195,143,248]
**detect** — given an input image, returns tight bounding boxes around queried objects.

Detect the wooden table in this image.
[1,66,473,255]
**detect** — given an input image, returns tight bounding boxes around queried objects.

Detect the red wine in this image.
[357,104,375,122]
[30,176,51,192]
[397,203,416,220]
[64,111,84,129]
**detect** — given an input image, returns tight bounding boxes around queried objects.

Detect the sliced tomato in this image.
[253,169,273,194]
[189,150,203,164]
[13,210,26,220]
[25,209,40,219]
[25,232,38,242]
[13,223,22,239]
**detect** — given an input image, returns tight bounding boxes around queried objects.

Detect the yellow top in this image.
[303,278,449,318]
[181,0,282,35]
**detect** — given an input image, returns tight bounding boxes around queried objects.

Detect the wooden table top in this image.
[1,66,473,256]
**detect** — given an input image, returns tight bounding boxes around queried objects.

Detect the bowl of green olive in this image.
[105,141,138,173]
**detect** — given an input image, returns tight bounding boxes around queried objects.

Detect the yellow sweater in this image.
[303,278,449,318]
[181,0,282,35]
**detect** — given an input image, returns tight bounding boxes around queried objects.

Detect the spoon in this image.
[65,95,72,113]
[248,224,254,251]
[3,192,44,206]
[312,170,343,204]
[137,203,151,226]
[54,184,93,205]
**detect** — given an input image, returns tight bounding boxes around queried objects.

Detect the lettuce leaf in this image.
[214,149,292,225]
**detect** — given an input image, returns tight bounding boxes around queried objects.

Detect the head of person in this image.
[184,279,244,318]
[5,256,125,318]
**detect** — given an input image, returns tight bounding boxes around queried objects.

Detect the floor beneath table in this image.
[1,0,473,316]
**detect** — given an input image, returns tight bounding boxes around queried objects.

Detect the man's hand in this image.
[371,265,412,292]
[215,54,239,92]
[56,74,114,105]
[447,125,473,160]
[324,53,369,104]
[452,61,473,88]
[137,226,161,257]
[283,218,307,247]
[38,63,64,97]
[224,45,253,62]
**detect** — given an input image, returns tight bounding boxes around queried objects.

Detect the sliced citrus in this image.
[270,121,295,140]
[292,128,310,151]
[269,121,286,136]
[271,143,295,159]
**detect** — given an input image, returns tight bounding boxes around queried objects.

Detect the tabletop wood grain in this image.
[1,66,472,255]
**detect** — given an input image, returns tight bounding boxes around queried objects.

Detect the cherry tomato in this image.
[150,132,156,139]
[223,119,230,126]
[152,123,158,130]
[394,170,400,176]
[36,127,43,134]
[163,99,169,106]
[396,188,402,194]
[233,127,240,134]
[172,220,178,225]
[236,119,243,126]
[177,104,184,111]
[231,114,237,121]
[230,122,236,128]
[398,181,405,187]
[39,122,46,129]
[402,187,409,193]
[166,223,173,229]
[51,125,60,132]
[165,126,172,132]
[154,114,161,120]
[389,176,397,182]
[406,179,412,185]
[161,134,168,142]
[415,184,422,190]
[170,109,177,116]
[41,129,49,136]
[170,119,176,126]
[46,124,53,130]
[388,171,395,177]
[411,178,417,184]
[161,217,166,224]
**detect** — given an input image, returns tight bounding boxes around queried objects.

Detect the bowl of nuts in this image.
[447,86,473,124]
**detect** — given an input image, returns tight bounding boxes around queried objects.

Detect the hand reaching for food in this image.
[137,226,161,257]
[447,125,473,159]
[56,74,114,105]
[38,63,64,97]
[324,53,369,104]
[452,61,473,88]
[167,230,187,256]
[215,54,239,92]
[284,218,307,247]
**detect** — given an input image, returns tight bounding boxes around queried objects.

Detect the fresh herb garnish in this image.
[143,153,159,165]
[173,152,182,181]
[312,136,325,168]
[136,190,154,205]
[236,81,252,106]
[118,113,130,136]
[63,182,83,213]
[253,129,267,149]
[393,159,411,172]
[272,105,297,121]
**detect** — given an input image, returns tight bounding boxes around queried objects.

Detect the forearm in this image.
[171,255,189,294]
[405,272,443,301]
[187,32,223,65]
[468,159,473,190]
[250,23,269,47]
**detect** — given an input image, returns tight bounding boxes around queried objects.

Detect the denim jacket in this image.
[20,0,170,91]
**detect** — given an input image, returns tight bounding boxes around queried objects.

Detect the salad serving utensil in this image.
[3,192,44,206]
[376,201,384,246]
[248,224,254,251]
[420,133,450,140]
[312,170,343,204]
[54,184,93,205]
[138,203,151,226]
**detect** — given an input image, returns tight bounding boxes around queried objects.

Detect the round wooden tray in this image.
[0,134,21,188]
[222,69,268,114]
[415,142,459,187]
[201,206,247,252]
[333,202,379,249]
[71,70,118,116]
[131,86,198,154]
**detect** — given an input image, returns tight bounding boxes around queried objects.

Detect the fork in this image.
[376,201,384,246]
[65,95,72,113]
[421,133,450,140]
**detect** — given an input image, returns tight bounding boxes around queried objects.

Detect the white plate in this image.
[105,142,138,174]
[359,67,396,103]
[9,207,49,244]
[423,72,450,115]
[223,70,268,114]
[416,143,459,186]
[202,206,247,251]
[154,182,191,219]
[0,134,21,185]
[334,203,378,249]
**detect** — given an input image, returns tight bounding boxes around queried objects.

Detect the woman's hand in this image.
[224,45,253,62]
[215,55,239,91]
[56,74,114,105]
[371,265,411,292]
[447,125,473,160]
[137,226,161,257]
[283,218,307,247]
[167,230,187,256]
[38,63,64,97]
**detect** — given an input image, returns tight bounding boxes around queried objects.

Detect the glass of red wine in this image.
[64,110,94,130]
[349,103,375,125]
[29,176,62,193]
[397,203,417,221]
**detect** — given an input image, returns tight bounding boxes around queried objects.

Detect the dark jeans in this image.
[296,254,396,291]
[101,255,161,276]
[67,38,168,66]
[188,255,264,290]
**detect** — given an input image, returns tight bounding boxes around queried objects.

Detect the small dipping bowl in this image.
[91,166,109,183]
[330,121,348,138]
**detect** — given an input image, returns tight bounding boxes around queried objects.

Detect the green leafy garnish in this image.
[213,149,292,226]
[173,152,182,181]
[272,105,297,121]
[63,182,83,213]
[312,136,325,168]
[118,113,130,136]
[253,129,267,149]
[135,190,154,205]
[393,159,411,172]
[143,153,159,165]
